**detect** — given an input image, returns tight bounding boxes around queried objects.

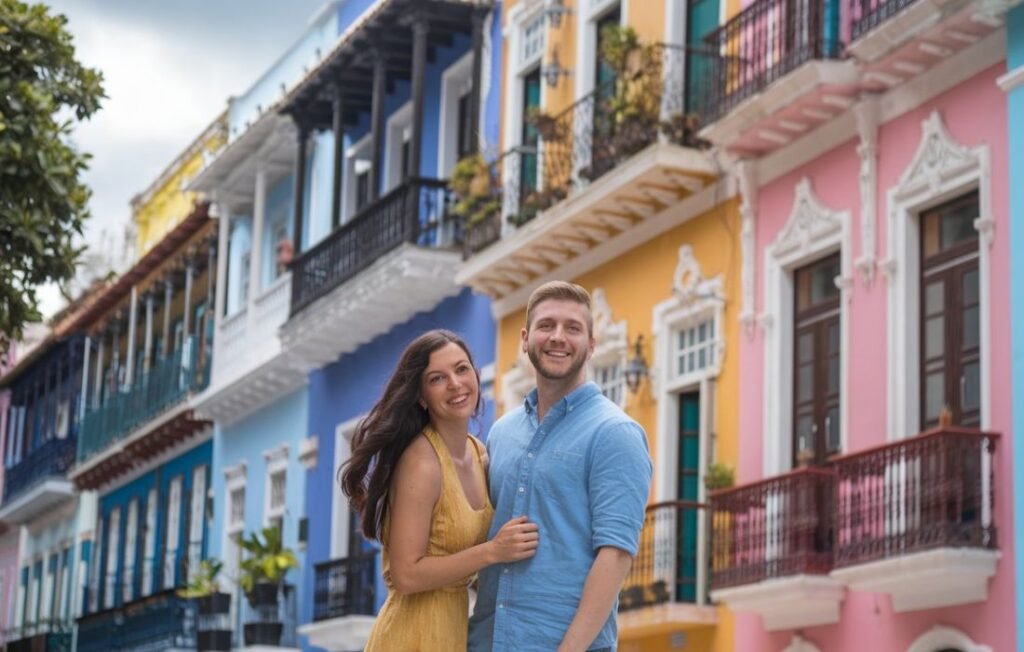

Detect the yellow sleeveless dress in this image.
[364,428,494,652]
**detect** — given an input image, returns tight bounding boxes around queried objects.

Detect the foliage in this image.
[450,154,500,227]
[0,0,105,350]
[704,462,735,491]
[177,558,222,599]
[238,526,299,594]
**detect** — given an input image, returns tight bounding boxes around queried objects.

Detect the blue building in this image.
[259,1,503,650]
[0,328,92,652]
[1005,6,1024,649]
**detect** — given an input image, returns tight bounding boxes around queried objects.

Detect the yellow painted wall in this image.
[493,199,741,652]
[132,121,224,256]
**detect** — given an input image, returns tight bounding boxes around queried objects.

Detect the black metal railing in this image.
[620,501,710,611]
[313,555,377,622]
[2,436,76,505]
[239,583,299,647]
[76,589,195,652]
[290,177,454,316]
[850,0,920,40]
[4,620,73,652]
[83,542,202,616]
[701,0,842,122]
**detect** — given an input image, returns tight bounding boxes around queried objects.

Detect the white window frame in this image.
[384,102,414,192]
[263,445,289,533]
[907,625,991,652]
[103,508,120,609]
[122,499,138,602]
[572,0,625,103]
[761,178,852,476]
[164,476,183,590]
[342,134,373,222]
[885,110,992,440]
[142,488,157,596]
[39,554,54,625]
[331,416,364,559]
[501,4,547,162]
[439,53,477,177]
[222,462,247,636]
[588,288,628,407]
[29,561,40,625]
[188,466,207,581]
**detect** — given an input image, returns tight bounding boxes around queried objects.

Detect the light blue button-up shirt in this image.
[468,382,652,652]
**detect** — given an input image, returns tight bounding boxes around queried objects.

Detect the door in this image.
[792,253,841,467]
[684,0,719,114]
[676,391,700,602]
[519,68,542,206]
[590,5,622,178]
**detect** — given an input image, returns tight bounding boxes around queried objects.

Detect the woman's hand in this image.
[487,516,539,564]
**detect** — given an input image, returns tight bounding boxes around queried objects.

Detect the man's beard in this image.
[527,345,588,381]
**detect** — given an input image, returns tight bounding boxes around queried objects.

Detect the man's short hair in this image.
[525,281,593,335]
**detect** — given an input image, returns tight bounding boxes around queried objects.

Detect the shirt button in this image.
[527,452,534,458]
[498,603,504,608]
[518,486,525,493]
[503,568,509,574]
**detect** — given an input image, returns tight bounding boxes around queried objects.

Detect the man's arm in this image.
[557,546,633,652]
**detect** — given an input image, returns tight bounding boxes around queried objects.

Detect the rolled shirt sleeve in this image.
[588,419,653,555]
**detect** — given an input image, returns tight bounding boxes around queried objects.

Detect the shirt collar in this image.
[524,381,601,416]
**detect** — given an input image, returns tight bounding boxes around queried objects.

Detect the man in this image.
[469,281,653,652]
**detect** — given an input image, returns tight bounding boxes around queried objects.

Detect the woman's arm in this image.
[386,436,537,595]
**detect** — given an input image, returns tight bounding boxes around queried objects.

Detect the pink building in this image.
[698,0,1017,649]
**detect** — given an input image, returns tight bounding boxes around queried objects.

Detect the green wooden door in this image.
[677,391,700,602]
[685,0,720,115]
[519,69,541,204]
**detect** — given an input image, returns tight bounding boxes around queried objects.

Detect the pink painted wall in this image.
[736,63,1015,650]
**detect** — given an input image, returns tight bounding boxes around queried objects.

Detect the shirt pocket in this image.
[538,448,585,493]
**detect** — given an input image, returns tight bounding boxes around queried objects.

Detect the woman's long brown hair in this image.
[339,329,483,541]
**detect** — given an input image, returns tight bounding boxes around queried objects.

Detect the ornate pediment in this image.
[898,110,979,197]
[591,288,627,359]
[772,178,845,258]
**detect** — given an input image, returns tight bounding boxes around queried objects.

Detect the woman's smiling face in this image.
[420,342,479,425]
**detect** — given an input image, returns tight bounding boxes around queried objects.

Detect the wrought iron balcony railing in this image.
[710,468,836,590]
[850,0,920,40]
[832,427,998,568]
[620,501,710,611]
[313,554,377,622]
[84,542,204,615]
[77,589,195,652]
[461,45,713,252]
[701,0,843,122]
[290,177,455,316]
[78,335,209,464]
[4,620,73,652]
[2,436,76,505]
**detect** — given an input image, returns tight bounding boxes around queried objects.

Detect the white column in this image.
[92,333,105,408]
[143,292,154,374]
[183,261,194,341]
[124,287,138,389]
[249,165,268,309]
[213,202,230,322]
[79,338,91,421]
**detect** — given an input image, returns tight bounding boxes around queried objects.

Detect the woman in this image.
[341,330,538,651]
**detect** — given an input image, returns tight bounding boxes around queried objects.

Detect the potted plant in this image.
[450,154,501,229]
[704,462,735,492]
[177,559,231,652]
[239,526,298,647]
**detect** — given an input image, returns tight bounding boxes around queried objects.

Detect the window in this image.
[123,499,139,602]
[520,68,542,201]
[142,488,157,596]
[594,362,623,406]
[521,13,545,65]
[164,476,182,589]
[919,192,980,429]
[103,508,120,609]
[267,469,286,536]
[229,487,245,531]
[239,251,251,305]
[792,254,842,467]
[673,317,716,380]
[355,165,371,213]
[457,91,474,160]
[187,467,207,581]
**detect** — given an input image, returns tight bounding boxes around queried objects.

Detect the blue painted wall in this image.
[299,288,495,650]
[209,389,309,574]
[1007,6,1024,650]
[92,440,212,609]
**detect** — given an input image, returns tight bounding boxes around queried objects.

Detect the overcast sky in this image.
[38,0,325,316]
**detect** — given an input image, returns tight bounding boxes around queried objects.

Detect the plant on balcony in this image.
[450,154,500,228]
[177,559,232,651]
[704,462,735,491]
[512,186,568,227]
[660,112,711,150]
[177,558,223,600]
[239,526,298,647]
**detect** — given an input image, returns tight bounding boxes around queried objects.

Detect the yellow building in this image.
[131,114,226,255]
[458,1,740,650]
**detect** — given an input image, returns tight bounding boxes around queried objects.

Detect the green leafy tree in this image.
[0,0,104,349]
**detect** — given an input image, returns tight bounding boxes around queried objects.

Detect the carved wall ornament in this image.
[771,178,846,258]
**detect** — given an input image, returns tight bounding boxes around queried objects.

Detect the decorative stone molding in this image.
[263,443,289,471]
[771,178,847,259]
[782,635,822,652]
[501,347,536,413]
[591,288,628,364]
[298,436,319,471]
[736,161,758,335]
[224,461,247,484]
[853,95,880,287]
[711,575,844,631]
[894,111,982,203]
[907,625,992,652]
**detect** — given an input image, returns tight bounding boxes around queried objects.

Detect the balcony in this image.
[4,621,73,652]
[71,336,210,490]
[77,590,195,652]
[709,468,843,630]
[0,437,76,524]
[830,428,999,612]
[618,502,717,637]
[193,273,307,426]
[458,45,716,310]
[698,0,858,156]
[299,555,377,652]
[280,178,463,368]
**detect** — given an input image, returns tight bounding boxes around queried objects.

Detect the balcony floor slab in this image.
[0,479,74,524]
[830,547,1000,612]
[619,602,718,638]
[281,244,462,368]
[193,350,308,426]
[711,575,844,631]
[297,615,375,652]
